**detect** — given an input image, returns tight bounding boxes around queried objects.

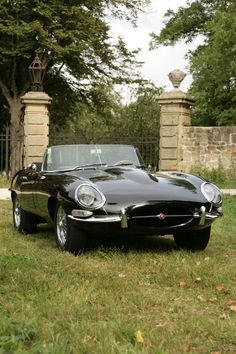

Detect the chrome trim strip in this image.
[68,215,121,223]
[132,214,191,219]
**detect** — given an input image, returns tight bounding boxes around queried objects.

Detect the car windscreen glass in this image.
[42,145,144,171]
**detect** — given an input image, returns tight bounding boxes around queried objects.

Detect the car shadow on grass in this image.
[86,234,177,254]
[34,224,177,253]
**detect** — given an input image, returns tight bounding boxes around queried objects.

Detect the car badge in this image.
[157,213,166,220]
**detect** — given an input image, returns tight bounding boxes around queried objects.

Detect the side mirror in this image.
[27,162,42,173]
[28,163,37,172]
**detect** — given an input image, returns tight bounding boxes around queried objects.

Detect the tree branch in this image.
[0,79,12,106]
[11,59,18,97]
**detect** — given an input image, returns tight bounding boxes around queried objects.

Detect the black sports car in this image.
[11,144,223,254]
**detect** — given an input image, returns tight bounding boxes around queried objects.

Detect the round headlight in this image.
[75,184,106,210]
[201,182,222,205]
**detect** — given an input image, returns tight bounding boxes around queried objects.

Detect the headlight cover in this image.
[75,184,106,210]
[201,182,222,205]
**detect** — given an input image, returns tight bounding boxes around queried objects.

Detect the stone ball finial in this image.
[168,69,186,89]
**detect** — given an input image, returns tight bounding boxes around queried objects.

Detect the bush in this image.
[190,166,235,188]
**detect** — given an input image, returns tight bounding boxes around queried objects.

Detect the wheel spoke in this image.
[56,206,67,247]
[14,198,21,228]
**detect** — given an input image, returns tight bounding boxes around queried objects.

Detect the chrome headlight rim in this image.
[201,182,222,205]
[75,183,106,210]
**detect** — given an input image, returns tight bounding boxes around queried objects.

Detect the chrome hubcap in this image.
[56,206,67,247]
[14,198,21,228]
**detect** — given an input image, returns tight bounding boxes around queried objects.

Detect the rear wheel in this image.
[55,204,87,255]
[173,227,211,251]
[13,195,37,234]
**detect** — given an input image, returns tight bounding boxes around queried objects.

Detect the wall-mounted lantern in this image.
[28,54,46,91]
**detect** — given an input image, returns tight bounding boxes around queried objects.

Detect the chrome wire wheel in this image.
[56,205,67,248]
[14,198,21,229]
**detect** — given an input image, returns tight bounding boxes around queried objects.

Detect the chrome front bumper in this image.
[68,206,222,229]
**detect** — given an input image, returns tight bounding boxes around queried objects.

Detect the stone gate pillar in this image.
[157,69,194,171]
[21,91,52,167]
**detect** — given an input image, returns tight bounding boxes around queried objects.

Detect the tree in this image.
[0,0,150,175]
[59,82,123,143]
[150,0,236,126]
[117,82,161,137]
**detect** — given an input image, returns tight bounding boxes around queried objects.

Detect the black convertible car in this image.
[11,144,223,254]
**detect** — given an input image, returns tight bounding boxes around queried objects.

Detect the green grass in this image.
[0,197,236,353]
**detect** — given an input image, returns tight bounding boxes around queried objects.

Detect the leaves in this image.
[229,305,236,314]
[0,0,150,174]
[134,330,144,344]
[151,0,236,126]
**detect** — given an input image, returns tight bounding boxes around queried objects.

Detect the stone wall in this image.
[158,70,236,172]
[182,126,236,171]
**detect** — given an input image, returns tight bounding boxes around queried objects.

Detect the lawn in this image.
[0,197,236,353]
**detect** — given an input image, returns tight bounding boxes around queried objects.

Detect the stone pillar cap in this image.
[158,69,194,104]
[158,89,194,103]
[21,91,52,104]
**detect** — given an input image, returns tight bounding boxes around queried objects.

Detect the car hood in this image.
[68,167,206,208]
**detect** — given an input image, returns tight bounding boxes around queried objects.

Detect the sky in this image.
[109,0,199,95]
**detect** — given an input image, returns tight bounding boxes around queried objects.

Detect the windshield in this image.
[42,144,144,171]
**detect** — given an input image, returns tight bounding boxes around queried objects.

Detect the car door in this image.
[17,172,38,213]
[31,171,56,221]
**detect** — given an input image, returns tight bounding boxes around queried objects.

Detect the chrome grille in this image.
[130,205,193,227]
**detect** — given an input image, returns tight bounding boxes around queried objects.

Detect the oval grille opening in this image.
[130,205,193,227]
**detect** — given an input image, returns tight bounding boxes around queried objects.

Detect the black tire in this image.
[173,226,211,251]
[13,195,37,234]
[54,204,87,255]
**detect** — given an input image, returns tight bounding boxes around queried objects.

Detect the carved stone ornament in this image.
[168,69,186,89]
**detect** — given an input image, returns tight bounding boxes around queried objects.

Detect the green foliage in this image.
[190,166,236,188]
[0,197,236,353]
[0,0,150,174]
[190,166,227,184]
[0,0,148,81]
[151,0,236,126]
[53,81,162,143]
[0,320,37,352]
[56,82,122,142]
[117,82,162,137]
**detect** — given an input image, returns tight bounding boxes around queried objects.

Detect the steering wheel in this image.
[113,160,134,166]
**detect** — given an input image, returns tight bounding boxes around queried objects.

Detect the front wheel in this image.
[55,204,87,255]
[13,196,37,234]
[173,227,211,251]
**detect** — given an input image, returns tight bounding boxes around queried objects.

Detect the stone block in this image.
[231,134,236,144]
[25,135,49,146]
[160,115,179,126]
[160,104,182,113]
[25,114,49,125]
[161,148,177,159]
[26,146,46,157]
[161,136,178,148]
[159,159,178,171]
[25,105,49,113]
[25,125,49,135]
[161,126,178,137]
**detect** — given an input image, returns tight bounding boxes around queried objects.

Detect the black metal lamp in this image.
[28,54,46,91]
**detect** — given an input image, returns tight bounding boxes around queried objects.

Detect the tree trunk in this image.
[9,99,24,177]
